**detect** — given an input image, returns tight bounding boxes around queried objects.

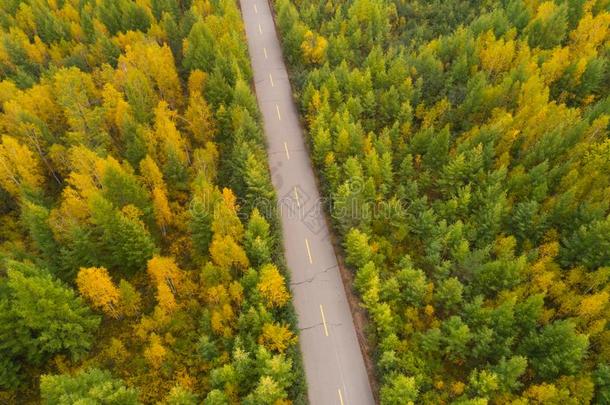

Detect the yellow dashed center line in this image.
[247,5,349,404]
[250,8,349,403]
[305,238,312,264]
[320,304,329,336]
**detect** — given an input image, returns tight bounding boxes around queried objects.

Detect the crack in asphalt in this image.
[290,264,338,286]
[299,322,323,331]
[240,0,377,401]
[299,322,344,331]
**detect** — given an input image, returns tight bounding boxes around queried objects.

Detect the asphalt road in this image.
[238,1,376,404]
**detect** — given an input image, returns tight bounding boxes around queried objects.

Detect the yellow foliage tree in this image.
[144,333,167,369]
[14,5,36,36]
[147,256,184,312]
[51,67,101,140]
[541,47,571,84]
[301,30,328,65]
[257,264,290,308]
[210,303,236,337]
[259,323,297,353]
[522,383,562,403]
[209,235,249,270]
[157,283,178,313]
[578,291,609,319]
[2,84,63,152]
[101,83,132,136]
[192,142,219,182]
[210,309,225,336]
[185,95,216,145]
[0,135,44,197]
[139,155,165,191]
[229,281,244,306]
[152,101,189,165]
[205,284,229,306]
[478,30,516,75]
[569,11,610,59]
[76,267,120,318]
[104,338,128,365]
[211,188,244,240]
[152,186,173,236]
[187,69,207,96]
[119,42,183,108]
[147,255,184,288]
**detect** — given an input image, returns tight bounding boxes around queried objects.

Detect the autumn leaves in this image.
[272,0,610,402]
[0,0,305,401]
[0,134,45,197]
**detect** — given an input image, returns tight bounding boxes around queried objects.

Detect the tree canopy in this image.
[275,0,610,402]
[0,0,304,403]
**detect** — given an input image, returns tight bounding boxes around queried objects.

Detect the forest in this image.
[0,0,306,403]
[274,0,610,403]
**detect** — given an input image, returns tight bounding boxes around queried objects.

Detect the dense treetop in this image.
[0,0,305,403]
[274,0,609,403]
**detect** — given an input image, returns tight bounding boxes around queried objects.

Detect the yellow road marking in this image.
[320,304,329,336]
[294,186,300,208]
[269,73,274,87]
[254,4,258,13]
[284,142,290,160]
[276,104,282,120]
[258,23,262,34]
[263,47,268,59]
[338,388,344,405]
[305,238,312,264]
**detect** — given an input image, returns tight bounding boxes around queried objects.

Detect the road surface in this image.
[238,1,376,404]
